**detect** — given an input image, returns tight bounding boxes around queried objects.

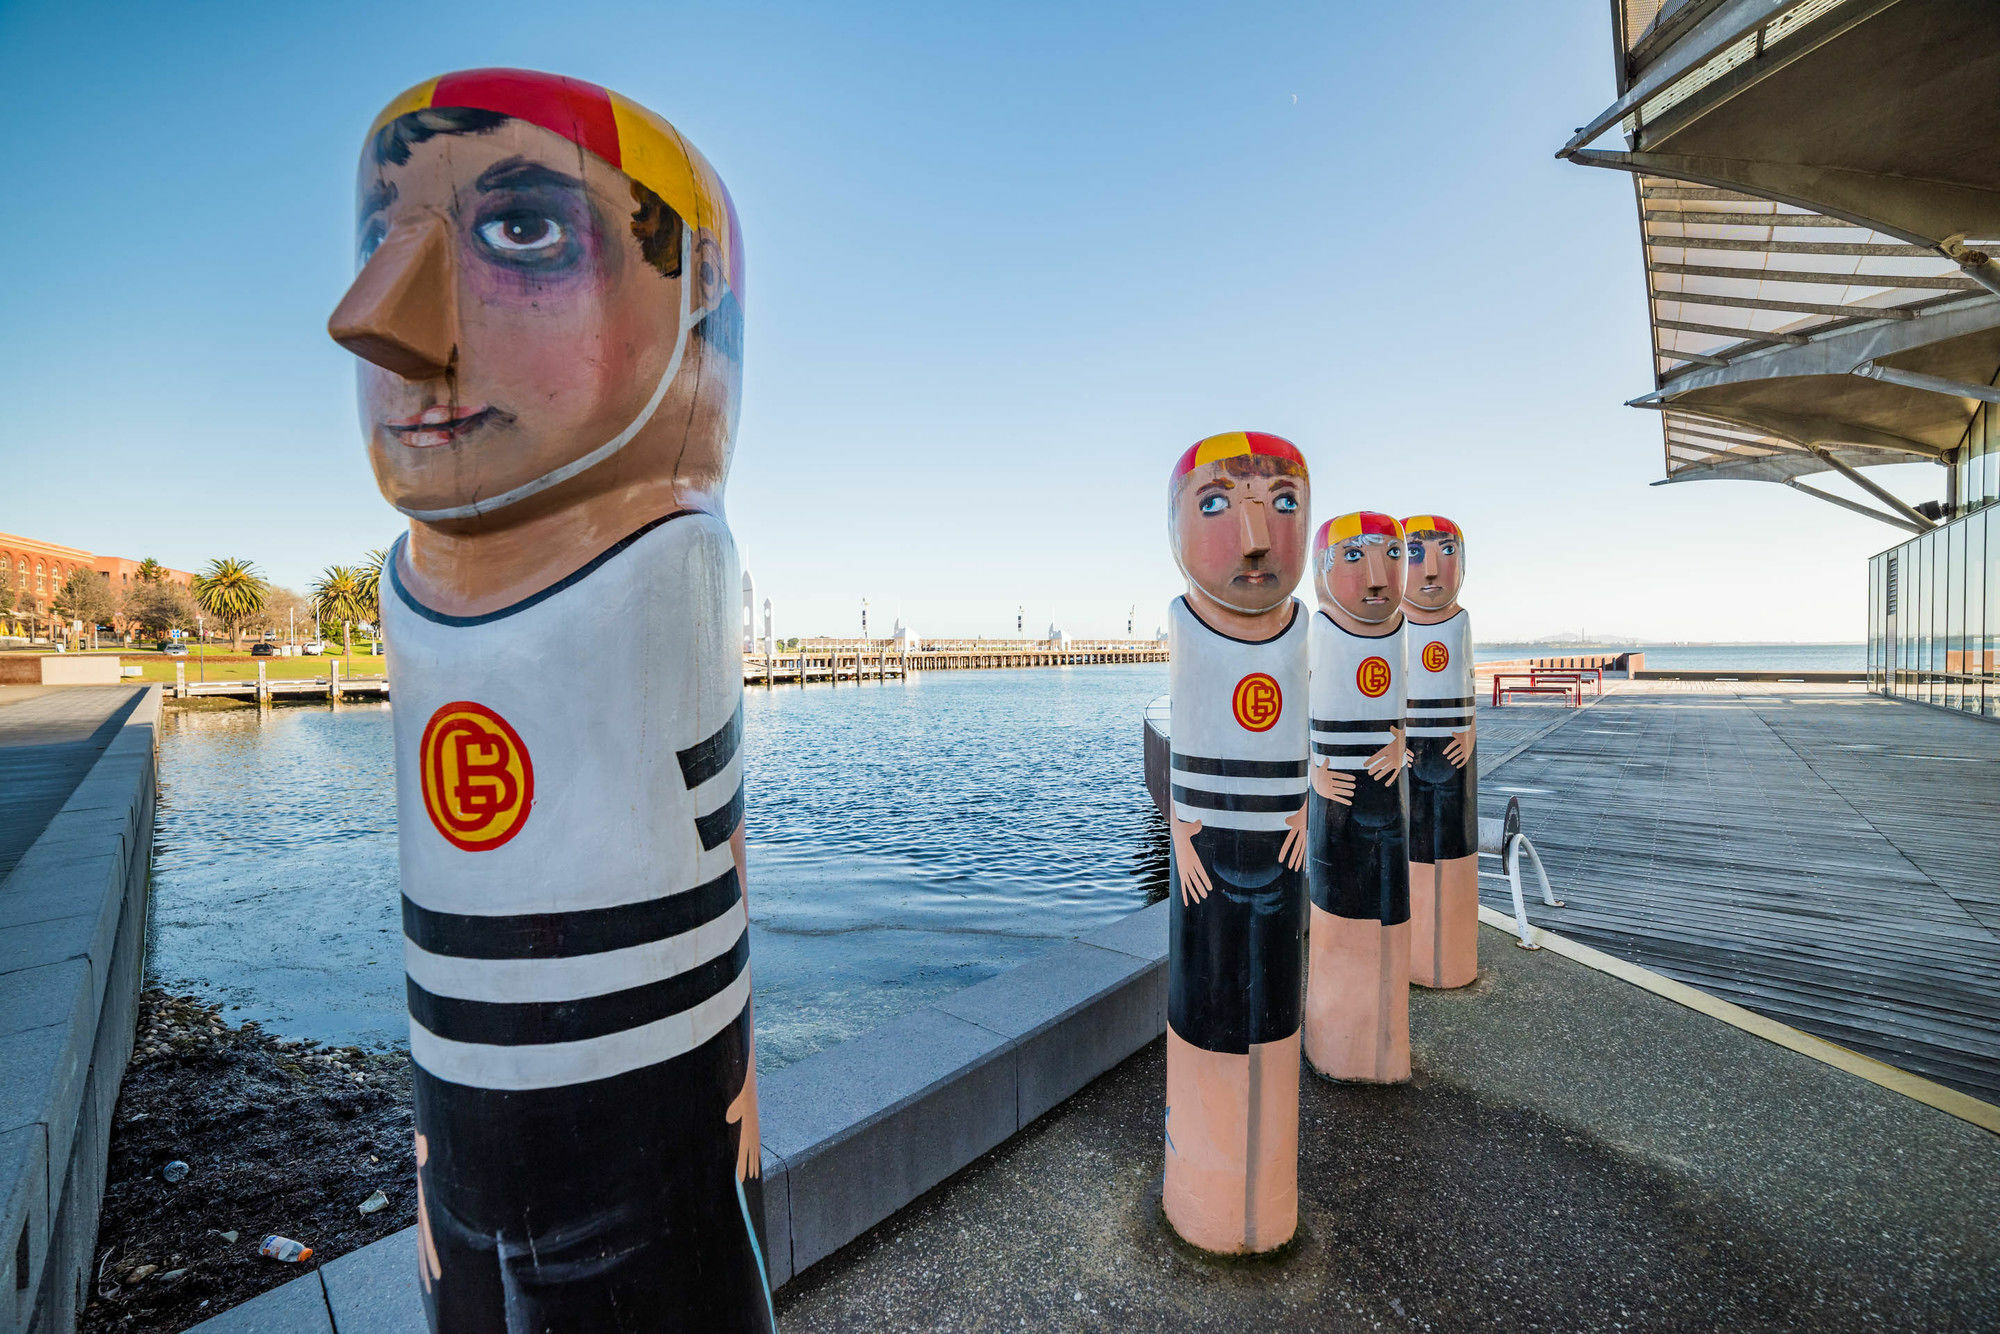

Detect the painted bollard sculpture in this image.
[327,69,772,1332]
[1304,514,1411,1083]
[1402,516,1478,990]
[1164,431,1310,1254]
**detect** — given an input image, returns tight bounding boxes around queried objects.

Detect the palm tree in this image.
[135,557,166,584]
[311,565,367,661]
[190,557,269,649]
[356,548,388,624]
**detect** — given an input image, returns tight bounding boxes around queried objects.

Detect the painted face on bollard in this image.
[1401,516,1465,614]
[1313,513,1405,625]
[1169,433,1310,619]
[330,71,743,529]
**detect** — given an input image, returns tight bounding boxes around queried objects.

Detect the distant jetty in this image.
[744,637,1167,685]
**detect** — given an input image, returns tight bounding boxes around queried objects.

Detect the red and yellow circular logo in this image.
[420,701,534,852]
[1231,673,1282,732]
[1356,656,1393,698]
[1422,641,1449,672]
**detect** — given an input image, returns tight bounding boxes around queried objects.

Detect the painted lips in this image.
[384,405,493,448]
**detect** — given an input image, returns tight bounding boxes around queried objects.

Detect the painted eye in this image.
[357,226,385,268]
[1407,541,1425,561]
[1387,545,1402,560]
[1199,494,1229,515]
[1342,548,1362,563]
[1440,541,1457,556]
[478,214,567,255]
[1273,494,1298,514]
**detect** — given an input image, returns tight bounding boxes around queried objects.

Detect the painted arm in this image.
[1445,716,1476,768]
[1310,756,1356,805]
[1365,724,1406,784]
[1171,814,1211,905]
[724,821,761,1181]
[1279,802,1308,871]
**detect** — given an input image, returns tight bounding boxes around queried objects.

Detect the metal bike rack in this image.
[1476,796,1564,949]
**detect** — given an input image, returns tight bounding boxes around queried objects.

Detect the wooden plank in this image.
[1478,681,2000,1100]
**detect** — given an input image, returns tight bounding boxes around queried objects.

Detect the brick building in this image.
[0,531,193,635]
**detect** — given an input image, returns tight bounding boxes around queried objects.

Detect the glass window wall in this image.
[1873,503,2000,717]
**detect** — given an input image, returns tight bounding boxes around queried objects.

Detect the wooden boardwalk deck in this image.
[0,684,147,878]
[1479,681,2000,1100]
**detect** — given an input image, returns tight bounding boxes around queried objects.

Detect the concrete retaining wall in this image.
[1633,669,1865,683]
[0,659,124,688]
[188,899,1171,1331]
[0,688,159,1334]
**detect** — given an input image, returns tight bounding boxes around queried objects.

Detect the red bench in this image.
[1490,673,1582,707]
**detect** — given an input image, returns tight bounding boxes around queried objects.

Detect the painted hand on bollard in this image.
[414,1132,443,1292]
[1280,803,1309,871]
[1366,724,1407,784]
[726,1043,762,1182]
[1171,814,1211,905]
[1310,758,1357,806]
[1444,719,1475,768]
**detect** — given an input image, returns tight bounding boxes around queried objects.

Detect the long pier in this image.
[163,640,1171,698]
[168,661,389,701]
[742,637,1167,685]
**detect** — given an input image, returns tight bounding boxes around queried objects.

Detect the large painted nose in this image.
[1363,546,1390,589]
[328,214,459,381]
[1239,500,1271,557]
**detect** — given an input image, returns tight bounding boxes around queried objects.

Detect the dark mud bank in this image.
[83,991,415,1333]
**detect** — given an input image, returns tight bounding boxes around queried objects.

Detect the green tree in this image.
[311,566,367,659]
[53,571,118,646]
[191,557,269,649]
[135,557,166,584]
[356,548,388,627]
[123,581,198,641]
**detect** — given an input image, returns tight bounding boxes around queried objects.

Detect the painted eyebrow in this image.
[475,158,587,194]
[359,179,397,224]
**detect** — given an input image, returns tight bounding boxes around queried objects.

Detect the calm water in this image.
[147,666,1170,1070]
[1479,643,1866,671]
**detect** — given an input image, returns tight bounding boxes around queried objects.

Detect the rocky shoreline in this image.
[83,992,416,1333]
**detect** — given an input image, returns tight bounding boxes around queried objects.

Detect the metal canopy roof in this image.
[1562,0,2000,522]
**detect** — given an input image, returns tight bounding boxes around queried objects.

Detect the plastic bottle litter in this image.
[259,1236,314,1264]
[161,1161,189,1183]
[358,1189,389,1216]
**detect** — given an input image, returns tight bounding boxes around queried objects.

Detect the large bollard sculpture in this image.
[1163,431,1311,1254]
[1303,513,1411,1083]
[1402,515,1478,990]
[327,69,772,1331]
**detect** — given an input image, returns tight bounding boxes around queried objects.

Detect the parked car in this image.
[303,641,326,655]
[251,642,277,657]
[158,642,187,657]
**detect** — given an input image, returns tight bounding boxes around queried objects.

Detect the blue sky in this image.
[0,0,1935,641]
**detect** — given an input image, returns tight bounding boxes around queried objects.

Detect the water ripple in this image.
[148,666,1170,1069]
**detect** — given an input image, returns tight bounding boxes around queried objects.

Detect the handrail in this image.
[1476,798,1564,948]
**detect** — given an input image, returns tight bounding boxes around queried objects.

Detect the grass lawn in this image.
[120,653,387,683]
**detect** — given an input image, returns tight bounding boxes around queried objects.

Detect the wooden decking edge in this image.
[1475,907,2000,1137]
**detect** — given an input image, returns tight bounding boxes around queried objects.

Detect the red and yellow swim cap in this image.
[1170,432,1307,486]
[1400,514,1462,540]
[369,68,743,300]
[1315,512,1404,550]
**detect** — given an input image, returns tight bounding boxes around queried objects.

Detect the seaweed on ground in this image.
[81,991,416,1333]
